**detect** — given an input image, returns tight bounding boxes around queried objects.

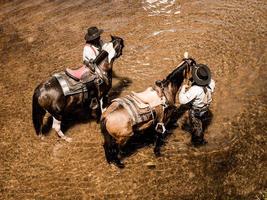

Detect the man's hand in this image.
[183,84,190,90]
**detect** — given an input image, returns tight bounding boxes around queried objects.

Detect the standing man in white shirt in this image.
[83,26,104,64]
[179,64,215,146]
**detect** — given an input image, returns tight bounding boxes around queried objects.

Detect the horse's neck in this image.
[94,50,108,65]
[164,82,179,105]
[164,65,185,104]
[98,57,113,75]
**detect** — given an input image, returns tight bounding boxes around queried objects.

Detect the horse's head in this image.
[160,57,196,87]
[95,35,124,66]
[111,35,124,59]
[155,56,196,104]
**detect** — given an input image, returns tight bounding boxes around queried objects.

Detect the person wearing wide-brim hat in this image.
[83,26,104,64]
[179,64,215,146]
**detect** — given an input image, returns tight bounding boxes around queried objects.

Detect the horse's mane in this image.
[94,50,108,65]
[162,58,195,86]
[162,62,186,86]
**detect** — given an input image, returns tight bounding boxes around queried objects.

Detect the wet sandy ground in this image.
[0,0,266,199]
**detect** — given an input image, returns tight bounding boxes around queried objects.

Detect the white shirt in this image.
[83,44,100,62]
[179,79,215,109]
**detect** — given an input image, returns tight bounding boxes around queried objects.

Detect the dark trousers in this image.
[189,108,208,145]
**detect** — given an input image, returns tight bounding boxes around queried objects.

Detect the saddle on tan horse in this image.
[112,86,168,130]
[113,95,152,127]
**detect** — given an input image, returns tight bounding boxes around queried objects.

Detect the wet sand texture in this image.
[0,0,266,199]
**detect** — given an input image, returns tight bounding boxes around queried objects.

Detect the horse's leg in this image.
[93,98,103,123]
[100,95,108,113]
[108,139,124,168]
[154,122,168,157]
[154,132,163,157]
[100,98,104,113]
[101,118,125,168]
[104,135,124,168]
[101,118,115,163]
[102,128,113,163]
[52,117,72,142]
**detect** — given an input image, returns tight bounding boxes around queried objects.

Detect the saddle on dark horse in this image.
[53,63,107,107]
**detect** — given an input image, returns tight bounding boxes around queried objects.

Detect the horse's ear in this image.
[110,34,115,40]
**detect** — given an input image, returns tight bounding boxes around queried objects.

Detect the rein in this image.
[158,82,169,108]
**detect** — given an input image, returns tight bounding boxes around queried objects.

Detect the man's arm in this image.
[179,85,197,105]
[83,46,96,62]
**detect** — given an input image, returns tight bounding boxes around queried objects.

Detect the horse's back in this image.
[132,87,163,108]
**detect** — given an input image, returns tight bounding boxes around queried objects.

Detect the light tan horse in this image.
[100,57,196,168]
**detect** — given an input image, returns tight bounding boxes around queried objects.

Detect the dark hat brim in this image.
[84,29,103,41]
[192,64,211,86]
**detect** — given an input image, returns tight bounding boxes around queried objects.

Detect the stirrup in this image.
[155,123,166,134]
[90,97,99,110]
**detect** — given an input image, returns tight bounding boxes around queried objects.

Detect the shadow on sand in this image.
[118,104,214,160]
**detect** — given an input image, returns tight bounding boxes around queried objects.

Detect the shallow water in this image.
[0,0,266,199]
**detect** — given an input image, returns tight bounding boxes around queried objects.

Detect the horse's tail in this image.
[32,87,46,135]
[100,117,114,144]
[100,117,108,137]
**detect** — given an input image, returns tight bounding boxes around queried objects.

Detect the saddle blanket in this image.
[113,93,155,126]
[53,72,90,96]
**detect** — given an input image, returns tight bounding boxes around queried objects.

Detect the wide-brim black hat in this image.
[192,64,211,86]
[84,26,103,41]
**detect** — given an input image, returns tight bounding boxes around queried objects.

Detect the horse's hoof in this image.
[112,160,125,169]
[116,162,125,169]
[106,157,112,164]
[39,135,45,140]
[63,136,73,143]
[154,151,161,157]
[154,148,161,157]
[192,139,207,147]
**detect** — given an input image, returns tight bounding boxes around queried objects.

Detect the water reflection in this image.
[142,0,181,16]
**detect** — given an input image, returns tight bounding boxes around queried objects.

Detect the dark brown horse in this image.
[32,36,124,142]
[100,56,196,168]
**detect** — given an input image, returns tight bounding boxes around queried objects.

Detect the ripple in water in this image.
[142,0,181,16]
